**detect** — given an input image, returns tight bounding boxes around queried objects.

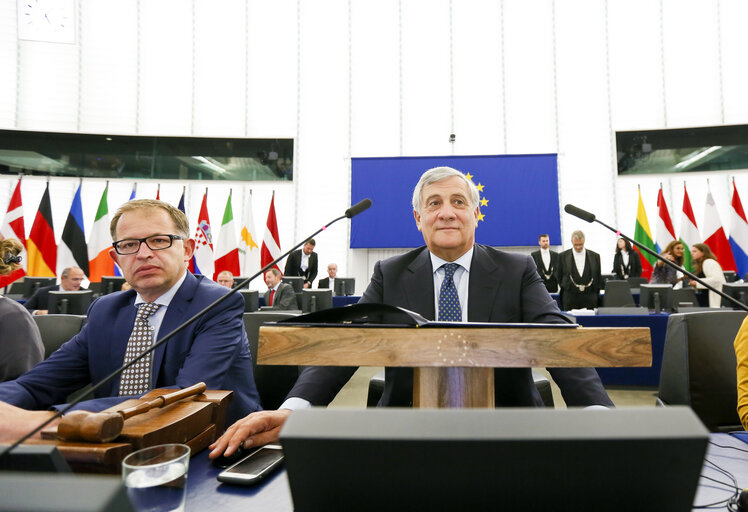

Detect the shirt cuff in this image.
[279,397,312,411]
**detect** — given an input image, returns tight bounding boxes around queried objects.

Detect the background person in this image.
[264,268,297,310]
[24,266,86,315]
[612,237,642,280]
[0,237,44,382]
[687,243,725,308]
[557,230,601,310]
[284,239,318,288]
[216,270,235,288]
[530,234,559,293]
[649,240,685,286]
[317,263,337,293]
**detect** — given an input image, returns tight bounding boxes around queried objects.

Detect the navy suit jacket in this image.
[0,272,261,424]
[24,284,61,312]
[287,244,612,408]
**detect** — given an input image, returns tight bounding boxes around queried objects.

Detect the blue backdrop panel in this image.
[350,154,561,248]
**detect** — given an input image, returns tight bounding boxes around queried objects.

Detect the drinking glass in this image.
[122,443,190,512]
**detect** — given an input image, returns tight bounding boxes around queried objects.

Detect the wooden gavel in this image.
[56,382,207,443]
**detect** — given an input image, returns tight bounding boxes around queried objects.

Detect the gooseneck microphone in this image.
[564,203,748,312]
[0,198,373,459]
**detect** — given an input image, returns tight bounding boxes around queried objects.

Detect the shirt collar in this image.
[429,246,474,274]
[134,270,188,307]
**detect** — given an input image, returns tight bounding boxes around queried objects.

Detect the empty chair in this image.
[32,314,87,359]
[603,280,635,307]
[657,310,746,432]
[243,311,301,410]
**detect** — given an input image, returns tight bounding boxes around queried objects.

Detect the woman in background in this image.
[650,240,685,285]
[0,237,44,381]
[688,243,726,308]
[612,237,642,280]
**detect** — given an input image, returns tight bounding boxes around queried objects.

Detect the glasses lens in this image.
[116,240,140,254]
[145,235,174,250]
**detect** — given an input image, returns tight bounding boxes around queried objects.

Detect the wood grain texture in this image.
[258,325,651,368]
[414,368,495,408]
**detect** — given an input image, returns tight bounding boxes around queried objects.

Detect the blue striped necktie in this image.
[439,263,462,321]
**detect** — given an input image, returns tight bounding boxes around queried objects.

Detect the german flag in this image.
[27,183,57,277]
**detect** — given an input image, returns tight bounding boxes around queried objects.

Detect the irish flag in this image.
[213,190,240,280]
[88,183,115,281]
[679,183,700,272]
[633,188,657,280]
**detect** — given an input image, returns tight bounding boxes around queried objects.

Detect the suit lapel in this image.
[112,295,138,372]
[152,273,197,382]
[404,249,435,319]
[468,245,501,322]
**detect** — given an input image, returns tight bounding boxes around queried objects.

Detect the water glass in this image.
[122,443,191,512]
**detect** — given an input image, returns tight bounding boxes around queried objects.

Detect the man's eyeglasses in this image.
[112,234,183,255]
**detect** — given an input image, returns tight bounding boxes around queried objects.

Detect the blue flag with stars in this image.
[350,154,561,248]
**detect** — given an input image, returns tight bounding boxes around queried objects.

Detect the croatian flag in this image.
[729,179,748,278]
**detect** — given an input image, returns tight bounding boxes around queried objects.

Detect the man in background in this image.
[530,234,559,293]
[557,230,601,310]
[216,270,235,289]
[24,266,86,315]
[264,268,297,310]
[284,239,318,289]
[317,263,337,293]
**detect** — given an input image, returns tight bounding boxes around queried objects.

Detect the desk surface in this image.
[185,433,747,512]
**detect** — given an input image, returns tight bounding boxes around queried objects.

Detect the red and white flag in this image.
[261,193,281,272]
[703,187,736,271]
[0,178,27,287]
[655,185,676,252]
[191,190,214,278]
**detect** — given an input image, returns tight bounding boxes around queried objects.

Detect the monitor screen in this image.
[23,277,56,298]
[721,282,748,308]
[100,276,127,295]
[280,407,708,512]
[283,276,305,293]
[639,284,674,312]
[333,278,355,296]
[301,289,332,313]
[233,276,251,289]
[48,290,94,315]
[239,290,260,312]
[0,445,71,473]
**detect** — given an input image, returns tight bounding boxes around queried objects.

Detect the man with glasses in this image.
[0,199,261,442]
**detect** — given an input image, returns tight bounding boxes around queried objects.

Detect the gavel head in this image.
[56,410,125,443]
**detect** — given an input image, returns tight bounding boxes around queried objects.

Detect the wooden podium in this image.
[258,323,651,408]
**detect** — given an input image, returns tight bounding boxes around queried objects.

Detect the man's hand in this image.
[0,401,59,443]
[303,282,311,289]
[208,409,291,458]
[33,310,48,316]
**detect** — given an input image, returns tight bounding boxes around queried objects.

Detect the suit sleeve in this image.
[277,285,298,310]
[24,290,42,311]
[306,253,318,285]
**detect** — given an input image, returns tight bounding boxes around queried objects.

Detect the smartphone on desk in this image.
[217,444,284,486]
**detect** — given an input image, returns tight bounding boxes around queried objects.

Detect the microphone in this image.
[563,204,748,312]
[345,198,372,219]
[564,204,596,223]
[0,199,373,458]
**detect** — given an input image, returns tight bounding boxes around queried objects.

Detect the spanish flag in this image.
[633,188,657,280]
[27,183,57,277]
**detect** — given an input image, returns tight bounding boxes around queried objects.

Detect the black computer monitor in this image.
[48,290,94,315]
[721,282,748,308]
[639,284,674,312]
[282,276,305,293]
[23,277,56,298]
[0,444,71,473]
[239,289,260,312]
[233,276,250,289]
[280,407,708,512]
[100,276,127,295]
[723,270,738,283]
[301,289,332,313]
[333,277,355,296]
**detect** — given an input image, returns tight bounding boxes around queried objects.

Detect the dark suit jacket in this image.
[287,244,612,408]
[558,248,602,305]
[263,282,298,310]
[24,284,61,312]
[318,277,330,288]
[284,250,318,286]
[530,250,559,292]
[612,251,642,280]
[0,273,261,424]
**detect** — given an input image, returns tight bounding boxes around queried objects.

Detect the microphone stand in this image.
[0,199,372,458]
[565,204,748,313]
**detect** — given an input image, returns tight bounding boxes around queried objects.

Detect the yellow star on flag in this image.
[477,212,485,222]
[465,172,474,181]
[480,197,489,207]
[476,183,484,192]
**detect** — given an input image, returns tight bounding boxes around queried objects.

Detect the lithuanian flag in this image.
[633,188,657,280]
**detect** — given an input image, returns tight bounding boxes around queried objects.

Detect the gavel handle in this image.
[117,382,207,420]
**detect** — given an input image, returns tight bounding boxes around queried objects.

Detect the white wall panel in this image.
[607,0,664,131]
[137,0,192,135]
[245,0,297,138]
[400,0,451,156]
[451,0,503,156]
[501,0,556,153]
[191,0,246,136]
[349,0,400,157]
[0,0,18,128]
[719,0,748,125]
[78,0,138,134]
[661,0,721,127]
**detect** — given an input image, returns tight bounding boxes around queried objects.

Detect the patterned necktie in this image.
[119,302,162,396]
[439,263,462,322]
